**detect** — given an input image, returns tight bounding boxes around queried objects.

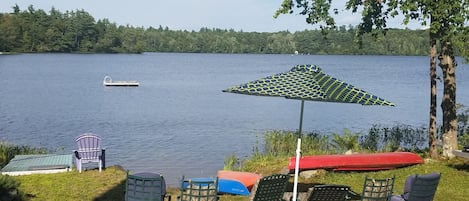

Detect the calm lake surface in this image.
[1,53,468,186]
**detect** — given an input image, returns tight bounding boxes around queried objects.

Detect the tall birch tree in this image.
[275,0,469,157]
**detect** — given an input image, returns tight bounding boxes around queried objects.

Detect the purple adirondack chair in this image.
[74,133,105,173]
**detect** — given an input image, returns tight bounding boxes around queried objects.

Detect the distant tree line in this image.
[1,5,432,55]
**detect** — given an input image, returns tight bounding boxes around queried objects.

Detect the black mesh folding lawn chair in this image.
[361,175,395,201]
[179,176,218,201]
[307,184,351,201]
[125,171,170,201]
[249,174,290,201]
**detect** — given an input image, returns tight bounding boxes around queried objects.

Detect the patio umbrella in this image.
[222,64,394,201]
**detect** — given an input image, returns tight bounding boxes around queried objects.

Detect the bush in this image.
[331,129,360,153]
[360,124,427,152]
[260,125,429,156]
[0,175,23,201]
[261,130,329,157]
[0,141,47,168]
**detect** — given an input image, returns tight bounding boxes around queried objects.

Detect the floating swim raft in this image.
[103,75,139,87]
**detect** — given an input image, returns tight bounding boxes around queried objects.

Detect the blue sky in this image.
[1,0,425,32]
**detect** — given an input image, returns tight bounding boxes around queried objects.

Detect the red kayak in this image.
[217,170,262,191]
[287,152,424,172]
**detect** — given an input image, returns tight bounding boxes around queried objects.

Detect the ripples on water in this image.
[0,53,468,186]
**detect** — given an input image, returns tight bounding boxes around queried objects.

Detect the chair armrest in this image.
[74,150,81,159]
[100,149,106,158]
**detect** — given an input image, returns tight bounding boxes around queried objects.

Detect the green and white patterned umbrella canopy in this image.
[223,64,394,201]
[223,64,394,106]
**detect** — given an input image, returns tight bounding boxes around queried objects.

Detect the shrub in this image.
[331,129,360,153]
[0,174,23,201]
[223,153,240,170]
[359,124,427,152]
[0,140,48,168]
[261,130,329,157]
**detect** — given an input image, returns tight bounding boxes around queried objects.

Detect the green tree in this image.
[0,4,440,55]
[275,0,469,158]
[94,19,121,53]
[0,13,21,51]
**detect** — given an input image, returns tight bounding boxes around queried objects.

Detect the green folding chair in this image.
[249,174,290,201]
[179,176,218,201]
[307,184,351,201]
[125,171,170,201]
[361,175,395,201]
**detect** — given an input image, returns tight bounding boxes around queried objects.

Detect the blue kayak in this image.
[218,179,250,196]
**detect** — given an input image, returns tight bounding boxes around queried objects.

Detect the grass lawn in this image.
[13,158,469,201]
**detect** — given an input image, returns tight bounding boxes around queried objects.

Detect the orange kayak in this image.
[217,170,262,191]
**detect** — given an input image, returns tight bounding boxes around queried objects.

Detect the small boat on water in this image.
[287,152,424,173]
[103,75,139,87]
[217,170,262,191]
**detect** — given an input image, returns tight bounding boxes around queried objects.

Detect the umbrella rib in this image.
[351,90,363,103]
[335,84,350,102]
[342,87,356,103]
[324,78,338,97]
[356,93,367,105]
[327,81,343,99]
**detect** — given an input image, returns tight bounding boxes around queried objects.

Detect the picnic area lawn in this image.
[12,157,469,201]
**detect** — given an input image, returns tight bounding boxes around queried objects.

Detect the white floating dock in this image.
[103,76,139,87]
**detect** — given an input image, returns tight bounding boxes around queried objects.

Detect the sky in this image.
[0,0,426,32]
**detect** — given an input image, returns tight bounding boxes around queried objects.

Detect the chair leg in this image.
[76,159,82,173]
[99,160,102,172]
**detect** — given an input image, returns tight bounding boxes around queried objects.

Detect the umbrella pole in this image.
[292,100,304,201]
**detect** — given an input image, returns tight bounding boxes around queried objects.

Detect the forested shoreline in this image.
[1,5,431,55]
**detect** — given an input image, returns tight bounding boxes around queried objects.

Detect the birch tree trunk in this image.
[440,41,458,157]
[429,34,438,158]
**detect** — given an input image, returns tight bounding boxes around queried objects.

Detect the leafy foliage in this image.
[0,175,22,201]
[331,129,360,152]
[360,124,427,152]
[223,153,241,170]
[0,5,435,55]
[261,130,329,157]
[275,0,468,158]
[254,124,430,158]
[0,141,47,168]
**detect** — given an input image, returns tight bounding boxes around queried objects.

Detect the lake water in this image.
[1,53,468,186]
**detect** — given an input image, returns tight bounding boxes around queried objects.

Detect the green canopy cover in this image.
[223,64,394,106]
